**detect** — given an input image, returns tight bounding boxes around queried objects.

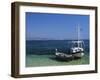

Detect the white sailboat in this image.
[70,41,84,58]
[55,25,84,60]
[70,25,84,58]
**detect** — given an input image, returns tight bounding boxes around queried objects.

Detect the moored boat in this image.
[70,41,84,58]
[55,25,85,60]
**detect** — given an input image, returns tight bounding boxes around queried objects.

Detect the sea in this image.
[26,40,89,67]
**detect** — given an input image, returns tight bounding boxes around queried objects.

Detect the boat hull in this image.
[72,52,84,58]
[55,52,73,61]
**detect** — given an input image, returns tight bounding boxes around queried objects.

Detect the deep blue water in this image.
[26,40,89,55]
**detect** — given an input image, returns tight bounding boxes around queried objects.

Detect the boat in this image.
[70,41,84,58]
[55,49,73,61]
[55,25,85,60]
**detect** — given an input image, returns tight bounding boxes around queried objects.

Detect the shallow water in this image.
[26,40,89,67]
[26,54,89,67]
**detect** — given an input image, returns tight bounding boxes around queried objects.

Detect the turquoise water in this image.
[26,40,89,67]
[26,54,89,67]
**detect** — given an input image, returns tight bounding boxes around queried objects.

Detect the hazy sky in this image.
[26,12,89,40]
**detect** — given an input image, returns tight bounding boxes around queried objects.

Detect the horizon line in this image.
[26,39,89,41]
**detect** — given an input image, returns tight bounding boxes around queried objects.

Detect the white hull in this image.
[55,52,73,60]
[55,52,84,60]
[72,52,84,58]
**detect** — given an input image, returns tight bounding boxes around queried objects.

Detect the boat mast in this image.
[77,24,80,48]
